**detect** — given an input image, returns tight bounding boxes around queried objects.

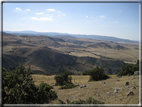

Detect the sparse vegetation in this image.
[82,70,90,75]
[59,81,76,89]
[2,65,57,104]
[32,74,139,104]
[100,55,113,59]
[3,32,139,104]
[34,72,52,76]
[59,67,75,75]
[117,60,139,76]
[58,97,104,104]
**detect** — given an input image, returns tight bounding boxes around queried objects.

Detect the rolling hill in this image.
[2,33,139,74]
[3,46,125,74]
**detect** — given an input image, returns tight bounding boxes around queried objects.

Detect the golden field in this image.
[32,74,140,104]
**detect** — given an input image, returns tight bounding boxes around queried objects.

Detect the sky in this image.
[3,3,139,41]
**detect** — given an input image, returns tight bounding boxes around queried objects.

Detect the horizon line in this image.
[3,30,139,42]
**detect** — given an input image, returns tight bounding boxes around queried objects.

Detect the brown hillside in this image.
[3,46,125,74]
[2,33,139,74]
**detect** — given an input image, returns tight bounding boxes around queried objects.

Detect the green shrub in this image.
[2,64,57,104]
[82,70,90,75]
[117,60,139,76]
[59,67,75,75]
[54,71,75,89]
[54,71,72,86]
[88,66,109,81]
[36,83,57,103]
[44,73,52,76]
[59,82,76,89]
[58,99,66,104]
[58,97,104,104]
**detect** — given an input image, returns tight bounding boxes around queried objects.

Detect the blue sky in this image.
[3,3,139,41]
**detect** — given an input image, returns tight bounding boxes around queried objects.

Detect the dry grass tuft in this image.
[32,74,140,104]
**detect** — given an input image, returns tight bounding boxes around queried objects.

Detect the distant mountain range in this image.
[4,30,139,43]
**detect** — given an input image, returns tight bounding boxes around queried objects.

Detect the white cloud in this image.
[57,11,65,17]
[40,17,53,21]
[31,17,52,21]
[100,15,105,18]
[46,9,56,11]
[31,17,39,20]
[25,9,30,11]
[16,7,21,11]
[114,21,118,23]
[57,11,61,16]
[35,12,44,15]
[86,16,88,18]
[125,24,128,26]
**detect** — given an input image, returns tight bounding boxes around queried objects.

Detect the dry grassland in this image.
[32,74,140,104]
[52,43,139,64]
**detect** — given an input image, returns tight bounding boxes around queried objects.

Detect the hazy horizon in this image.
[3,3,139,41]
[4,30,139,42]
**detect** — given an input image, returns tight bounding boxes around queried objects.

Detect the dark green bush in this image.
[59,67,75,75]
[2,64,57,104]
[54,71,72,86]
[54,71,75,89]
[88,66,109,81]
[44,73,52,76]
[36,83,57,103]
[82,70,90,75]
[117,60,139,76]
[59,82,76,89]
[58,97,104,104]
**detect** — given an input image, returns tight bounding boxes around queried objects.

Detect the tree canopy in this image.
[88,66,109,81]
[2,64,57,104]
[117,60,139,76]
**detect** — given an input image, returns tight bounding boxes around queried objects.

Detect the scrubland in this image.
[32,74,140,104]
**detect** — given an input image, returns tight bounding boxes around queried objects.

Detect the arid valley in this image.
[2,2,141,105]
[2,32,140,105]
[3,32,139,75]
